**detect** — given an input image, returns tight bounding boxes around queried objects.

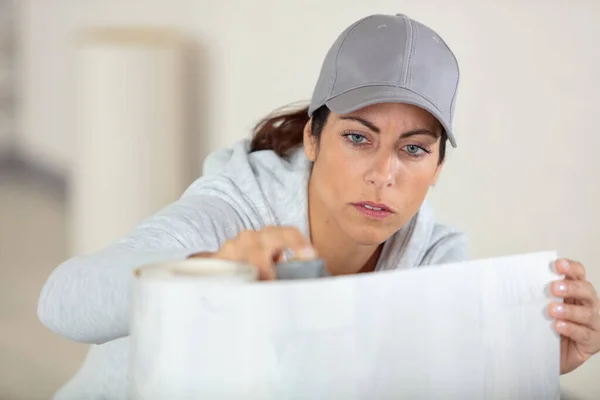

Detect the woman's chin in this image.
[346,225,394,247]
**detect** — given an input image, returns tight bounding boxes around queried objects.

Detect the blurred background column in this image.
[70,28,186,255]
[0,0,15,155]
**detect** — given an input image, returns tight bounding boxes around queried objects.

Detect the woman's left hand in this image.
[548,258,600,374]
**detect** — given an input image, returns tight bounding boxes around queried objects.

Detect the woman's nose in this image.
[364,153,397,188]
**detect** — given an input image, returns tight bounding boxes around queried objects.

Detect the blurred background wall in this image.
[0,0,599,399]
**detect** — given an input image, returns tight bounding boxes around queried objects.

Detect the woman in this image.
[38,13,599,399]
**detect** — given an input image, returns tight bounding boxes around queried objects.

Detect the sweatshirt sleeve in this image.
[37,194,248,345]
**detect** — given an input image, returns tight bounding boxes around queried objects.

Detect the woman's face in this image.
[304,102,444,246]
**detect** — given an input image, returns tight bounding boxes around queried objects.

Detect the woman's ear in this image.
[303,120,317,162]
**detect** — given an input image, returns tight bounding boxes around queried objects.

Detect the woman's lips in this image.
[351,202,393,219]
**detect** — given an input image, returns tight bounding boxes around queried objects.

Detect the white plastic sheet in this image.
[130,251,561,399]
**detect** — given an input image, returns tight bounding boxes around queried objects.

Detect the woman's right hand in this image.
[190,226,317,280]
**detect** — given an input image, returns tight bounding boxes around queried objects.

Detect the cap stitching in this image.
[330,16,377,99]
[406,19,419,88]
[312,21,365,115]
[400,15,412,86]
[310,18,367,116]
[433,33,460,117]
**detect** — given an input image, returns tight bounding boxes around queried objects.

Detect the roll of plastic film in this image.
[129,259,259,399]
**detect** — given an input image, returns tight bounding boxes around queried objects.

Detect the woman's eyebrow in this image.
[339,116,380,133]
[339,116,438,139]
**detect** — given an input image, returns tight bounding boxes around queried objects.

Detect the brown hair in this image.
[250,103,447,164]
[250,104,327,158]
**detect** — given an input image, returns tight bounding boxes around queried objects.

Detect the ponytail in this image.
[250,104,330,158]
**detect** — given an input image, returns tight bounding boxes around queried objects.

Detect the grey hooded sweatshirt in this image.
[37,139,468,399]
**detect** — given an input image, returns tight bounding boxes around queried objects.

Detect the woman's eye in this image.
[405,145,424,155]
[348,134,366,144]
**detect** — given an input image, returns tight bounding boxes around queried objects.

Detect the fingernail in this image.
[277,252,289,263]
[554,282,567,294]
[559,259,569,270]
[556,321,567,331]
[296,247,316,259]
[552,304,565,316]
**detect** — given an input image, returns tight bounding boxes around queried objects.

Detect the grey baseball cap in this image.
[308,14,460,147]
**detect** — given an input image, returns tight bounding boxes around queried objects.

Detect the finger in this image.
[262,226,315,259]
[554,259,586,280]
[548,302,600,331]
[235,231,278,280]
[217,239,241,261]
[246,245,277,281]
[219,229,261,260]
[249,227,316,279]
[555,320,597,347]
[214,230,273,280]
[552,279,598,306]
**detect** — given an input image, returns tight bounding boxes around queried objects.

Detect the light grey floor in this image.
[0,171,87,400]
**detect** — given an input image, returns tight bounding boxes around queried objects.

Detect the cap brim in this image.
[325,85,457,147]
